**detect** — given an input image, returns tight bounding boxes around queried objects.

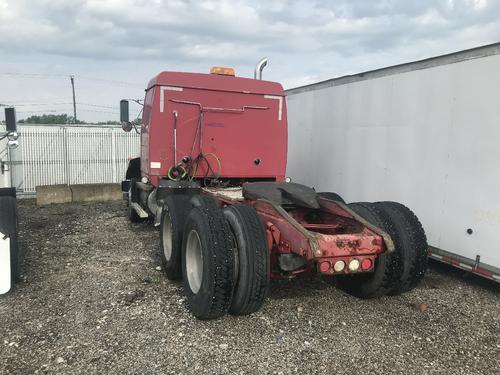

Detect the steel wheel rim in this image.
[162,213,173,261]
[186,229,203,294]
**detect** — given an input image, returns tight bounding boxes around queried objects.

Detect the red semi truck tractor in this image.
[120,63,428,320]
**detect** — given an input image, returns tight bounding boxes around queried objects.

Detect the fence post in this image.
[63,127,69,185]
[111,129,117,183]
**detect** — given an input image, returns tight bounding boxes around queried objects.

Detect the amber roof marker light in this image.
[210,66,235,76]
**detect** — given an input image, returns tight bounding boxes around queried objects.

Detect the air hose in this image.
[167,165,188,181]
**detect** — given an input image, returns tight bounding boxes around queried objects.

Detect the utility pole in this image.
[70,75,77,123]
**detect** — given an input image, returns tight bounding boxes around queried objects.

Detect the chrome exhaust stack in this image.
[254,57,268,80]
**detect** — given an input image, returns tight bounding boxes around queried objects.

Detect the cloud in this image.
[0,0,499,121]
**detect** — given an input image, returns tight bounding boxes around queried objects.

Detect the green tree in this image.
[96,120,121,125]
[19,113,86,124]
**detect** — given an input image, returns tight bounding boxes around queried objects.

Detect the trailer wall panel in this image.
[286,49,500,272]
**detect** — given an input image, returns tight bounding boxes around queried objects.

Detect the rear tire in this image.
[223,205,269,315]
[336,202,402,298]
[318,192,345,203]
[375,202,428,294]
[181,206,234,320]
[190,194,219,209]
[160,195,192,280]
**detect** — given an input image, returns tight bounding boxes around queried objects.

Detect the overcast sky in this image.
[1,0,499,122]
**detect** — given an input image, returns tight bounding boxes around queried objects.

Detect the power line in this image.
[16,108,119,114]
[77,75,144,88]
[16,110,60,113]
[78,102,118,109]
[0,72,144,87]
[79,109,119,114]
[4,102,74,107]
[0,72,68,78]
[0,97,73,103]
[2,101,119,109]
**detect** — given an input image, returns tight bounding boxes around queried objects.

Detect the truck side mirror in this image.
[120,100,133,132]
[120,100,129,123]
[5,107,17,133]
[4,107,18,145]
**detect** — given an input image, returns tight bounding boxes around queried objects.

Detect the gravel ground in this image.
[0,200,499,375]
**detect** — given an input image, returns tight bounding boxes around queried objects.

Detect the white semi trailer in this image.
[0,107,20,294]
[286,43,500,282]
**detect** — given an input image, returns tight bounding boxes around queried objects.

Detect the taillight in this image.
[361,258,372,270]
[319,261,331,273]
[348,258,360,272]
[333,260,346,272]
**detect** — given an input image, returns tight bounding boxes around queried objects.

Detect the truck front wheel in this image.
[181,206,235,319]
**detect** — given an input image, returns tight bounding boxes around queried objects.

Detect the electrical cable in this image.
[130,106,144,134]
[188,152,222,186]
[164,101,222,185]
[0,72,143,87]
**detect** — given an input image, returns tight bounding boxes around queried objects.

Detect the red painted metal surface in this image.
[140,70,387,279]
[248,198,385,278]
[141,71,287,186]
[206,190,387,278]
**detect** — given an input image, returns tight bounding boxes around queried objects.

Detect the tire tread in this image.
[337,202,403,298]
[225,205,269,315]
[376,202,428,294]
[160,195,192,280]
[182,205,234,320]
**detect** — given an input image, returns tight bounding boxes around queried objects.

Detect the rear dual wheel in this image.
[160,195,192,280]
[375,201,428,294]
[336,202,402,298]
[181,205,235,320]
[317,191,345,203]
[159,194,225,281]
[178,201,270,319]
[223,205,269,316]
[337,201,427,298]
